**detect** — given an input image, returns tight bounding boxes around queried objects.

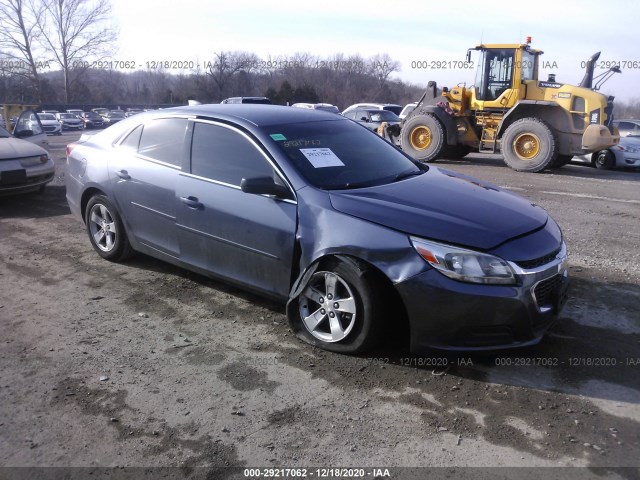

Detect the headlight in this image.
[410,237,516,285]
[20,154,49,167]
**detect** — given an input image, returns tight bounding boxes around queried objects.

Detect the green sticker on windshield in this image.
[270,133,287,141]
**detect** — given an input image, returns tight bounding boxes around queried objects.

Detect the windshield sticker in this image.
[284,139,321,148]
[270,133,287,141]
[300,148,345,168]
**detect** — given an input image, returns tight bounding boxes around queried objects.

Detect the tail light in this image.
[66,143,75,158]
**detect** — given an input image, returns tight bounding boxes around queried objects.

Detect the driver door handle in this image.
[180,196,203,209]
[115,169,131,180]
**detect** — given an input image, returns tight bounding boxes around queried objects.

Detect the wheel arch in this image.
[80,186,108,224]
[497,101,571,140]
[407,105,458,145]
[287,253,410,338]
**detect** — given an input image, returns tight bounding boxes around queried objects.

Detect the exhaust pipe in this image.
[579,51,601,89]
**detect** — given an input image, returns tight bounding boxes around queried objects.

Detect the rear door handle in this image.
[116,169,131,180]
[180,196,203,209]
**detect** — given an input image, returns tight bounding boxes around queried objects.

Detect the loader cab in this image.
[470,44,541,110]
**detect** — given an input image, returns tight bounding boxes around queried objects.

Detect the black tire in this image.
[549,154,573,169]
[501,118,558,172]
[443,144,471,160]
[85,194,134,262]
[593,150,614,169]
[287,258,384,354]
[400,114,446,162]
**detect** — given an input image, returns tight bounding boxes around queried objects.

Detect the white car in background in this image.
[342,103,403,116]
[291,103,340,113]
[399,102,418,119]
[36,113,62,135]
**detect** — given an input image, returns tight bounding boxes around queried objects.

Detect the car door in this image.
[176,120,297,298]
[13,110,48,148]
[110,118,188,258]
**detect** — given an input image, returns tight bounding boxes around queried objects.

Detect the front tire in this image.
[287,258,383,354]
[502,118,557,172]
[85,195,134,261]
[401,114,446,162]
[593,150,614,169]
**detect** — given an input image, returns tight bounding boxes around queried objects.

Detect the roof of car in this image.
[162,104,344,127]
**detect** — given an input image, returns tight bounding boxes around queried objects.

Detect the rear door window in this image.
[138,118,188,167]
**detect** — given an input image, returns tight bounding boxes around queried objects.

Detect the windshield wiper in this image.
[393,169,424,182]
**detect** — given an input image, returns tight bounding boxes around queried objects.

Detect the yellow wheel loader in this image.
[386,41,620,172]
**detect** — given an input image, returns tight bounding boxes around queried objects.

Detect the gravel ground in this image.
[1,131,639,479]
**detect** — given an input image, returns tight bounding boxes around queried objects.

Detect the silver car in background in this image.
[575,134,640,169]
[0,121,54,194]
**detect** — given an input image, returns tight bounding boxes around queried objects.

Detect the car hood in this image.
[329,167,548,250]
[0,137,48,159]
[39,119,59,125]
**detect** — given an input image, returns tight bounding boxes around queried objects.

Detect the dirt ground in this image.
[1,131,639,479]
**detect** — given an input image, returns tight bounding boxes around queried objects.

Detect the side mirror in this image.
[360,116,369,122]
[15,129,34,138]
[240,177,291,199]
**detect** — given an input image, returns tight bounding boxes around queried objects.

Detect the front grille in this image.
[515,247,561,270]
[42,125,58,132]
[534,274,563,309]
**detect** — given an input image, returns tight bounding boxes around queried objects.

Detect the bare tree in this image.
[368,53,401,89]
[38,0,116,103]
[205,51,259,100]
[0,0,47,101]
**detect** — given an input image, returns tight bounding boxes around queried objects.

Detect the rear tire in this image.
[593,150,614,169]
[401,114,446,162]
[443,144,471,159]
[501,118,557,172]
[287,258,384,354]
[549,154,573,169]
[85,195,134,262]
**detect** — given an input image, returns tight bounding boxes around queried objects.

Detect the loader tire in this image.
[502,118,558,172]
[443,144,471,160]
[549,154,573,169]
[401,114,446,162]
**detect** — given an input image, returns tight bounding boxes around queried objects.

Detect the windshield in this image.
[38,114,56,120]
[59,114,75,118]
[0,125,10,138]
[370,111,400,122]
[383,105,403,115]
[265,119,422,189]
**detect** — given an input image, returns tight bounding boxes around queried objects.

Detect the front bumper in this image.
[582,124,619,152]
[396,245,569,353]
[0,160,55,194]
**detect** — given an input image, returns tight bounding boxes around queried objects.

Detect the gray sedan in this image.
[66,105,568,354]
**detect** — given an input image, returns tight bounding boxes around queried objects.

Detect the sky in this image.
[109,0,639,101]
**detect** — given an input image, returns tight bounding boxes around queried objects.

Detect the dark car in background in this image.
[56,112,84,131]
[66,105,568,354]
[343,108,401,131]
[80,111,104,129]
[103,110,126,125]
